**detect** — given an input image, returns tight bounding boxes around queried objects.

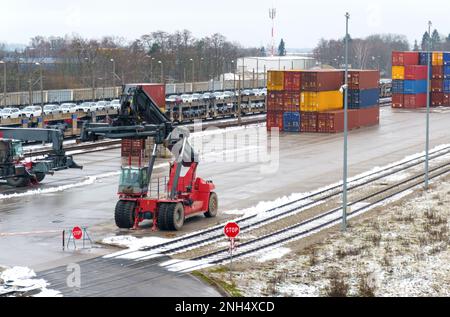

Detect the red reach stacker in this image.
[80,84,218,231]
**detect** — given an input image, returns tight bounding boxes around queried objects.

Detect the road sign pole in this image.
[229,238,233,282]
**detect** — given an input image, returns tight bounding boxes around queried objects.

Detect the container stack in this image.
[267,69,381,134]
[347,70,381,129]
[391,51,450,108]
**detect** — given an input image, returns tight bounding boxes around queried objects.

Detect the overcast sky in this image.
[1,0,447,48]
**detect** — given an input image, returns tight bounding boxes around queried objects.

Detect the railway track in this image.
[36,143,450,296]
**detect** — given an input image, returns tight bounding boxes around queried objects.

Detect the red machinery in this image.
[80,85,218,231]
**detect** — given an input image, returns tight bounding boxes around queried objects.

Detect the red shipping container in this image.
[431,92,444,106]
[348,70,380,89]
[300,112,318,132]
[317,109,358,133]
[121,139,145,157]
[404,94,427,108]
[282,92,300,112]
[392,51,419,66]
[266,111,283,131]
[301,70,344,91]
[284,71,302,91]
[124,83,166,109]
[444,94,450,107]
[392,94,404,108]
[357,107,380,127]
[267,91,284,111]
[431,79,443,92]
[432,66,443,79]
[404,65,428,80]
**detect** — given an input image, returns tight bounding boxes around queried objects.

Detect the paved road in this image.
[1,107,450,295]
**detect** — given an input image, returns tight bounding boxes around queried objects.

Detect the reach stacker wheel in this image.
[204,192,218,218]
[7,176,31,187]
[115,200,137,229]
[160,203,185,231]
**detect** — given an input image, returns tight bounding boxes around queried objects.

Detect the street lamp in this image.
[0,61,5,107]
[190,58,195,82]
[425,21,432,189]
[342,12,350,232]
[158,60,164,83]
[110,58,116,88]
[35,62,43,107]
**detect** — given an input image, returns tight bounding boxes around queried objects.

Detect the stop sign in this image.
[224,222,240,238]
[72,226,83,240]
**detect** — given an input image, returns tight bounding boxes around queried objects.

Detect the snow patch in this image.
[0,171,121,200]
[257,247,291,263]
[0,266,61,297]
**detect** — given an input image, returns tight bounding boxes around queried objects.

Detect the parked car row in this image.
[166,88,267,104]
[0,99,121,119]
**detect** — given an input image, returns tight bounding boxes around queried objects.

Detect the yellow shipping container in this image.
[392,66,405,80]
[432,52,443,66]
[267,70,285,91]
[300,91,343,112]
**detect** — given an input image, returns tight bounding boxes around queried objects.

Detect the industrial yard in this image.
[1,0,450,304]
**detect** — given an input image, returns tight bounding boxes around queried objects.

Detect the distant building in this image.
[236,56,316,75]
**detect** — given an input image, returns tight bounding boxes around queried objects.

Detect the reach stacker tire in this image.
[115,200,136,229]
[7,176,31,187]
[204,192,218,218]
[158,203,184,231]
[35,173,45,183]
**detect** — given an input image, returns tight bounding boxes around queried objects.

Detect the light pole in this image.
[0,61,5,107]
[342,12,350,232]
[110,58,116,88]
[190,58,195,91]
[158,60,164,83]
[425,21,432,189]
[35,62,43,107]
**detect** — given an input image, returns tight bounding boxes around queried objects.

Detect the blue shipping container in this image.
[404,80,427,94]
[444,65,450,79]
[348,89,379,109]
[419,52,431,65]
[283,112,300,132]
[444,79,450,93]
[444,52,450,66]
[392,80,404,94]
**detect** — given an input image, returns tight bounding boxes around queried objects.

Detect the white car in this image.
[59,103,78,114]
[78,102,97,112]
[180,94,194,103]
[212,92,226,100]
[1,107,22,119]
[43,104,61,115]
[21,106,42,118]
[108,99,120,110]
[94,101,109,111]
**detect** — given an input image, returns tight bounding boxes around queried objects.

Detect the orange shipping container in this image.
[267,71,285,91]
[432,52,443,66]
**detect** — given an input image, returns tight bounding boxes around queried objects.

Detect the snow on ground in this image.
[0,266,61,297]
[206,179,450,297]
[257,248,291,263]
[102,235,170,250]
[0,171,121,200]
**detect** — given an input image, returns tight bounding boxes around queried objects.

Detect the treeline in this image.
[0,30,263,92]
[313,30,450,76]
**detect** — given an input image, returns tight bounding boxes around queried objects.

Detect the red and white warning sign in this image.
[72,226,83,240]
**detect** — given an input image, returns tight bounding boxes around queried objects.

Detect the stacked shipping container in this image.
[267,69,380,133]
[392,51,450,108]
